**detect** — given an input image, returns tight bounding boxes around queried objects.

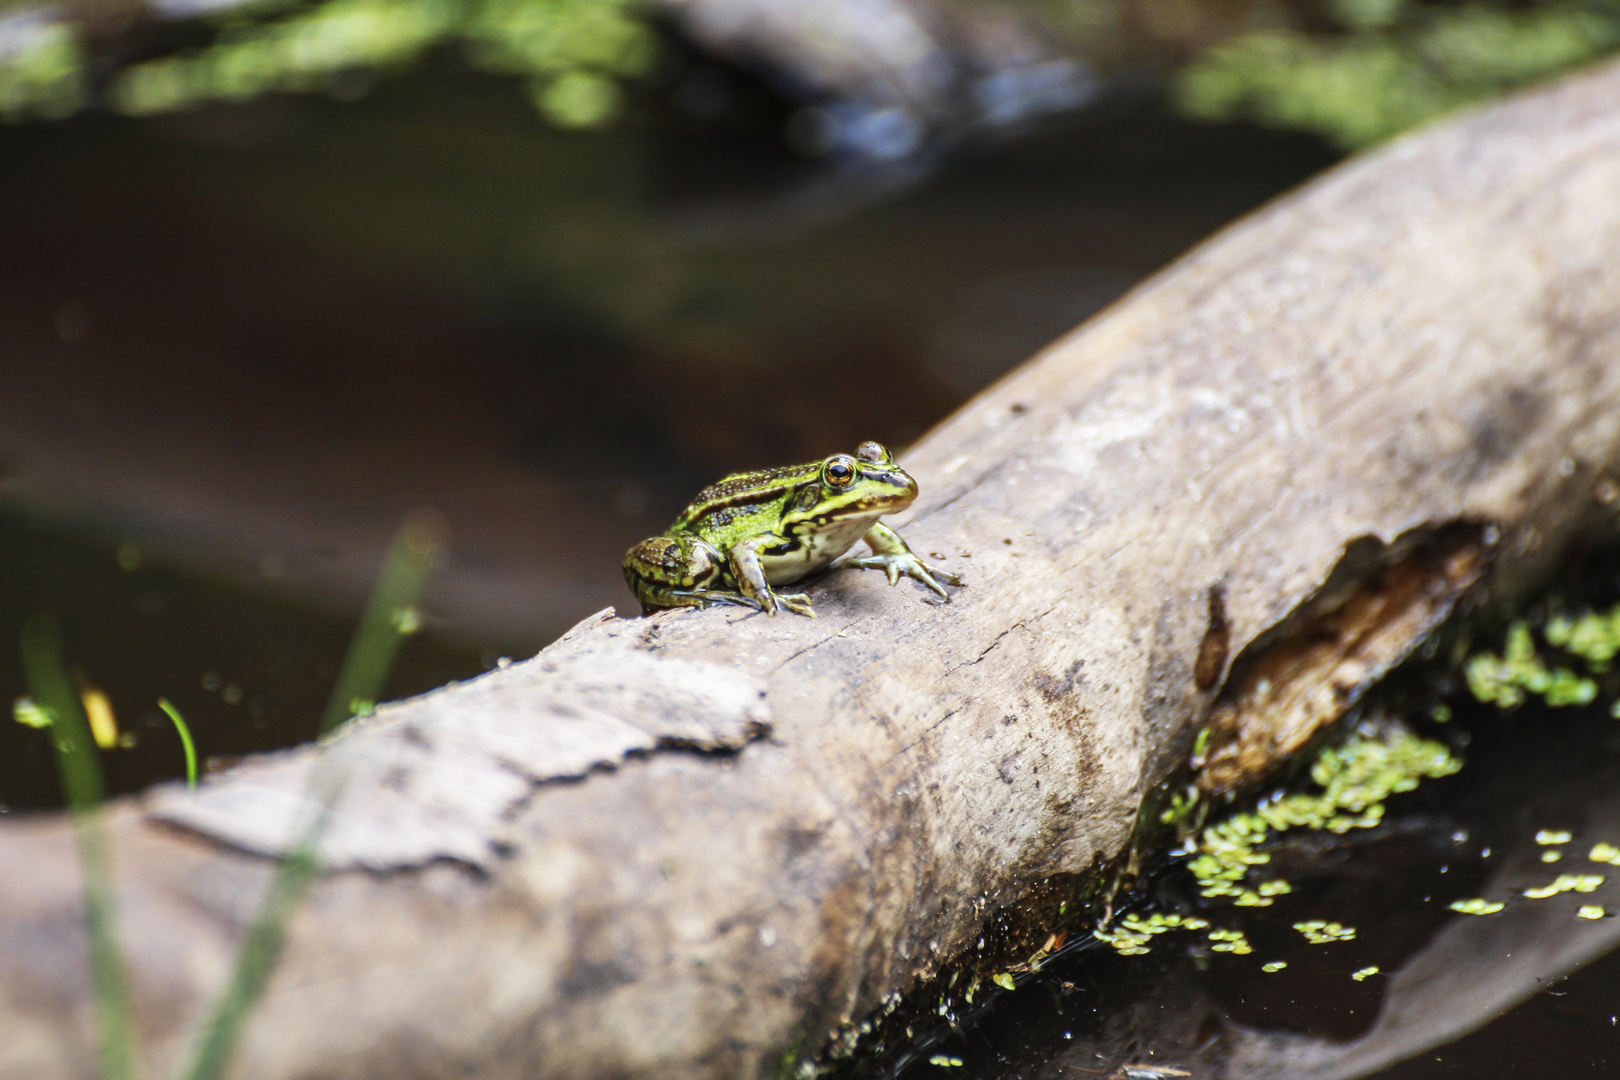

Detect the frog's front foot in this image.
[842,552,962,599]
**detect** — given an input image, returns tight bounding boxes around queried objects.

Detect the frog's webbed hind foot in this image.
[771,591,817,618]
[679,587,819,619]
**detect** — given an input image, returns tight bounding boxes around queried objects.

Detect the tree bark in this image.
[7,59,1620,1080]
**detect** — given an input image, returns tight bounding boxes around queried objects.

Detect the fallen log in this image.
[6,57,1620,1080]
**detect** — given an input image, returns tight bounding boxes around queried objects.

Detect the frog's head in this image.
[815,441,918,517]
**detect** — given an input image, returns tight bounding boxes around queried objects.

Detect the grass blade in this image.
[20,613,139,1080]
[156,698,198,790]
[180,509,445,1080]
[319,508,446,736]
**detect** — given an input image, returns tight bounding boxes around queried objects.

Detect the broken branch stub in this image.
[6,59,1620,1080]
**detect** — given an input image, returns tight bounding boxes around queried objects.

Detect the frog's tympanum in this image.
[623,441,961,617]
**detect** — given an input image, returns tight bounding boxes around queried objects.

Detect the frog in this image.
[623,441,961,617]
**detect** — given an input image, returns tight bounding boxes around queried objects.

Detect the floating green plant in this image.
[1466,622,1597,707]
[1186,729,1460,903]
[1261,960,1287,973]
[1352,965,1381,981]
[1577,905,1607,919]
[1449,898,1506,915]
[1590,842,1620,865]
[1294,920,1357,945]
[1523,873,1604,899]
[1207,927,1253,955]
[1093,911,1209,956]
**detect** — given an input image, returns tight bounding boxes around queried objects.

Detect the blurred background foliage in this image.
[5,0,1619,146]
[1174,0,1620,147]
[1,0,653,127]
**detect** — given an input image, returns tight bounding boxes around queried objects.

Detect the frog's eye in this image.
[824,458,856,487]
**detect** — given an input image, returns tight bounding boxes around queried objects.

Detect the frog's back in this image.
[670,464,809,532]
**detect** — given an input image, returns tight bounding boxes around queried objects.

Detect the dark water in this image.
[873,687,1620,1080]
[0,68,1337,808]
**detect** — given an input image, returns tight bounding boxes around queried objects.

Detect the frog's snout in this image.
[873,468,919,505]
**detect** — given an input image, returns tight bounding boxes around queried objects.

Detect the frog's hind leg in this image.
[728,536,817,618]
[623,534,742,614]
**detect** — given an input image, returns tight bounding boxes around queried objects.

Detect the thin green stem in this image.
[156,698,198,789]
[180,509,445,1080]
[21,613,139,1080]
[319,508,446,736]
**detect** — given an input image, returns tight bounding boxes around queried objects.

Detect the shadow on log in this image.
[6,58,1620,1080]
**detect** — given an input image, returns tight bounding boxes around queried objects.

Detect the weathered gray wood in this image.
[7,59,1620,1080]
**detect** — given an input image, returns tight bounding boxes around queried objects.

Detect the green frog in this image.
[623,441,961,617]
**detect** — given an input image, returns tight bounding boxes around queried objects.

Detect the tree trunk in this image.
[7,59,1620,1080]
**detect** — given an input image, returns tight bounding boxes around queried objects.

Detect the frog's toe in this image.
[777,592,817,618]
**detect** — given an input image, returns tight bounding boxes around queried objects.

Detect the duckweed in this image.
[1294,920,1357,944]
[1590,843,1620,865]
[1092,912,1211,956]
[1467,623,1596,707]
[1449,898,1505,915]
[1206,928,1253,955]
[1545,605,1620,665]
[1523,873,1604,899]
[1261,960,1287,973]
[1351,965,1381,981]
[1577,905,1607,920]
[1536,830,1574,845]
[1542,850,1564,863]
[1186,730,1459,903]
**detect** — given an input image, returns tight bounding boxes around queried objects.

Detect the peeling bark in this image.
[7,60,1620,1080]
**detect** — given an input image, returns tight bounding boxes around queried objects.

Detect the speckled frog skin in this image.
[622,441,960,617]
